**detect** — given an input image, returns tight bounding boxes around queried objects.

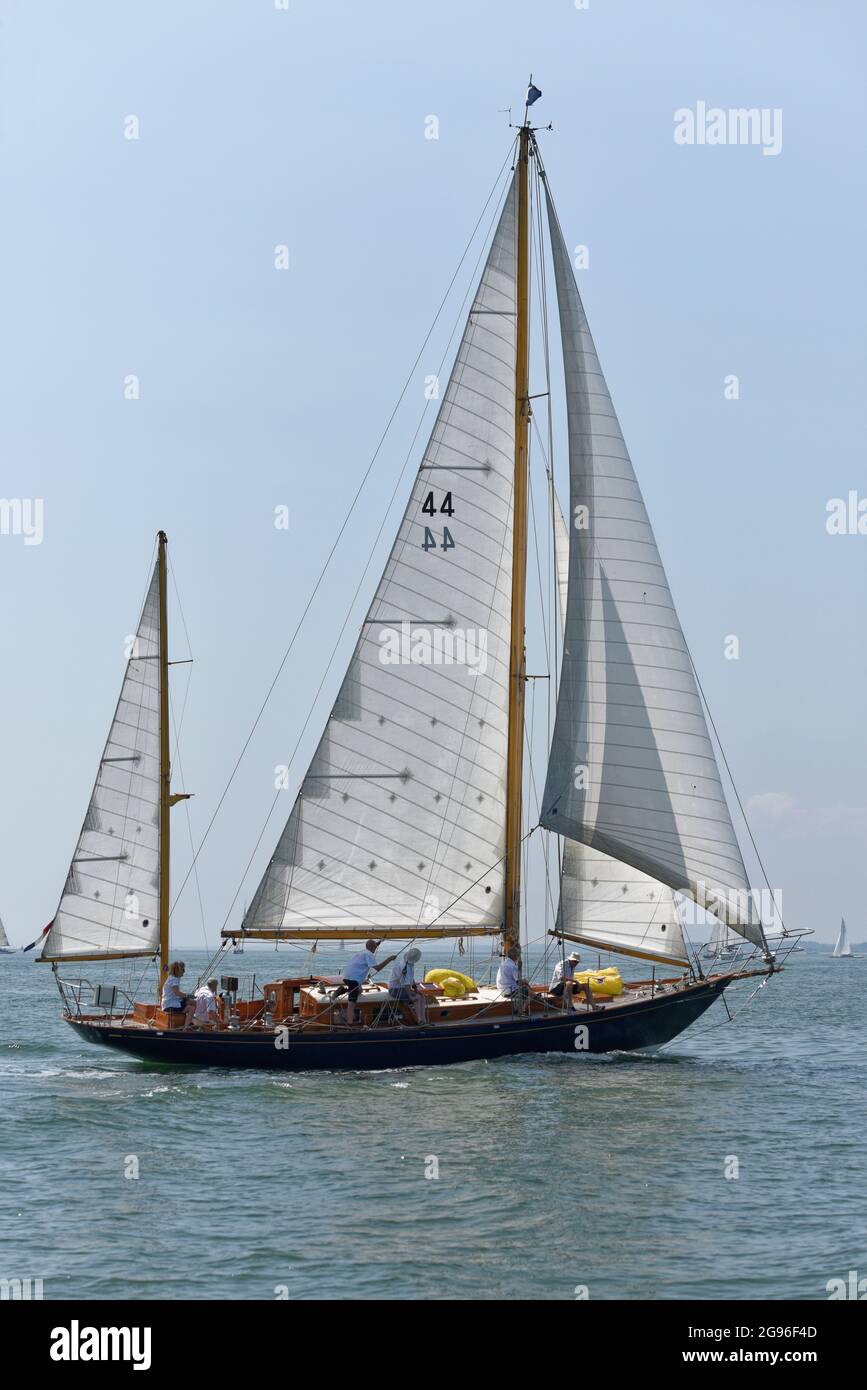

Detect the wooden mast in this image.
[503,123,531,955]
[157,530,171,993]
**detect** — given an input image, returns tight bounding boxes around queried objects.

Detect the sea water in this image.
[1,949,864,1300]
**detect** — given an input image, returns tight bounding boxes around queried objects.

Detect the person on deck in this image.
[161,961,195,1028]
[549,951,595,1010]
[388,947,425,1024]
[335,939,398,1026]
[496,944,531,1014]
[193,978,222,1030]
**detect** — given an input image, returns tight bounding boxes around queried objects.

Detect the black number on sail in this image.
[422,491,455,517]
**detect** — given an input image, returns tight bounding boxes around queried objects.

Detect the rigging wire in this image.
[213,165,518,943]
[163,557,209,949]
[534,130,777,958]
[168,137,519,922]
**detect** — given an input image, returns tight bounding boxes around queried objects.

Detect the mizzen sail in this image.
[240,176,519,937]
[540,183,763,948]
[41,565,162,961]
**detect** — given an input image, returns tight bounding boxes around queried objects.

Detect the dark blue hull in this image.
[66,976,729,1071]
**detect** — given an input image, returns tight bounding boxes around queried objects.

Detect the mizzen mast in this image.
[157,529,171,991]
[503,120,531,954]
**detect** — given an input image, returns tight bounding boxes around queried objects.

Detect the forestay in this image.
[540,186,763,947]
[41,565,162,960]
[241,176,519,935]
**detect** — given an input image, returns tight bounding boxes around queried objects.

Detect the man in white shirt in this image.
[337,939,398,1025]
[496,945,530,1013]
[388,947,425,1023]
[549,951,593,1010]
[547,956,594,1011]
[193,979,221,1030]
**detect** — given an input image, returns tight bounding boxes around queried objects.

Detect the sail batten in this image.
[40,565,163,962]
[242,175,520,937]
[540,182,763,948]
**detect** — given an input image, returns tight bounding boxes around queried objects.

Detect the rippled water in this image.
[1,950,865,1300]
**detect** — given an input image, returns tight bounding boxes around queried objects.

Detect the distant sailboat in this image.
[702,919,743,964]
[0,915,15,955]
[832,917,854,958]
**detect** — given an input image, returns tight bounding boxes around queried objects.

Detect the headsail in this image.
[552,487,689,967]
[41,565,162,961]
[239,175,519,938]
[540,182,764,948]
[0,915,10,950]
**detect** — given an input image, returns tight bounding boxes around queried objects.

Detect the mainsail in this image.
[240,176,519,937]
[552,490,689,967]
[540,184,764,949]
[0,915,11,950]
[832,917,852,958]
[41,565,163,961]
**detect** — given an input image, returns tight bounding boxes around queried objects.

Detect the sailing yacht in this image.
[41,93,782,1069]
[832,917,854,958]
[702,920,743,964]
[0,916,15,955]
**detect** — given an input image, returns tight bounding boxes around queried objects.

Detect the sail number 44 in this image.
[422,491,455,552]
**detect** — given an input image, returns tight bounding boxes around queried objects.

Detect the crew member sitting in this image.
[388,947,425,1023]
[193,978,222,1030]
[161,961,195,1029]
[496,944,531,1014]
[335,939,398,1025]
[549,951,594,1010]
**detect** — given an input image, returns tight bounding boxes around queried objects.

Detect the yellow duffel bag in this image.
[575,968,623,997]
[424,968,478,997]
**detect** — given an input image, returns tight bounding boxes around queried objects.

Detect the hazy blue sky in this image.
[1,0,864,948]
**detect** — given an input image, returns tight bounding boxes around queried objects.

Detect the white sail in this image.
[539,185,763,949]
[552,489,689,967]
[241,176,519,936]
[41,566,162,961]
[559,843,689,967]
[0,915,10,950]
[706,919,726,953]
[832,917,852,958]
